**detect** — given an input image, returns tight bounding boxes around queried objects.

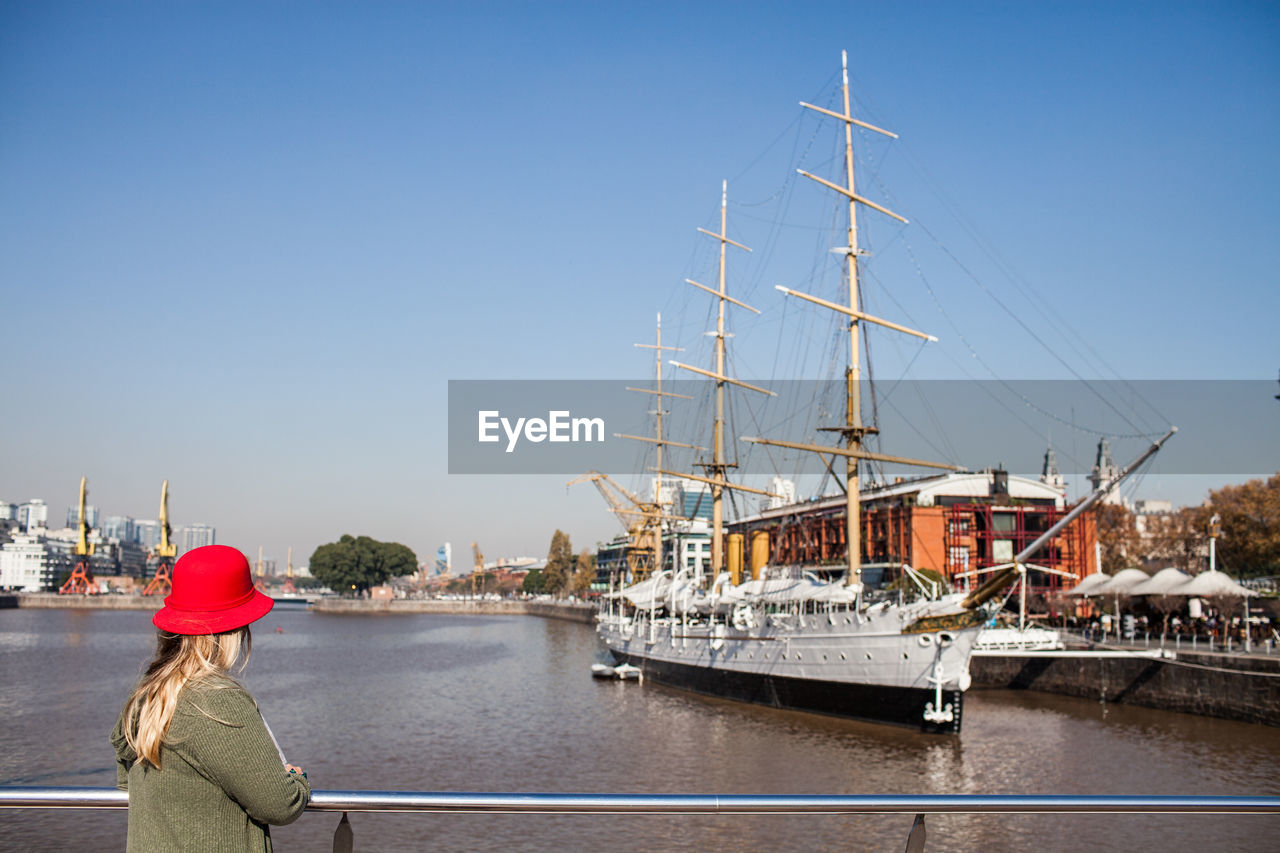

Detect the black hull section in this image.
[612,650,963,734]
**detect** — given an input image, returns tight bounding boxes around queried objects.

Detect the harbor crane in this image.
[142,480,178,596]
[255,546,267,592]
[470,541,486,596]
[567,471,675,581]
[58,476,97,595]
[281,546,297,594]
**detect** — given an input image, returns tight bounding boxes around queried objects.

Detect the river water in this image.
[2,607,1278,852]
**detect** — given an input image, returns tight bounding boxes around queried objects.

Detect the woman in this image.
[111,545,310,852]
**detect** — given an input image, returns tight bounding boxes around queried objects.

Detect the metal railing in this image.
[1061,629,1278,656]
[5,788,1277,852]
[2,787,1277,814]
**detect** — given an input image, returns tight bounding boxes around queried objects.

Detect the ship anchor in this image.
[922,659,954,725]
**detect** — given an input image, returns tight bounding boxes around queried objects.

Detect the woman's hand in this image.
[286,764,306,778]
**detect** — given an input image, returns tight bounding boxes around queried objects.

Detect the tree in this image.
[1147,594,1183,639]
[1095,504,1142,572]
[1146,505,1211,572]
[309,535,418,595]
[543,529,573,595]
[570,548,596,597]
[521,569,545,595]
[1208,473,1280,577]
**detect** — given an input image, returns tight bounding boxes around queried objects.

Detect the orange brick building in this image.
[729,470,1097,592]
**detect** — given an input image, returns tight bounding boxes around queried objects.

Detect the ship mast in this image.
[626,314,689,576]
[663,182,774,583]
[745,51,955,604]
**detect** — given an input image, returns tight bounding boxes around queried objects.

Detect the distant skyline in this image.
[3,1,1277,567]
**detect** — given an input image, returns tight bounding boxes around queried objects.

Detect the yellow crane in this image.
[255,546,268,592]
[282,546,297,594]
[567,471,672,581]
[471,541,485,596]
[58,476,97,595]
[142,480,177,596]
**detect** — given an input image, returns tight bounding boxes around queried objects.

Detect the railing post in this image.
[905,813,926,852]
[333,812,353,853]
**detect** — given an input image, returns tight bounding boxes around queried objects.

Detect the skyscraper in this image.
[17,500,47,532]
[103,515,136,543]
[178,523,216,554]
[134,520,161,551]
[66,505,100,530]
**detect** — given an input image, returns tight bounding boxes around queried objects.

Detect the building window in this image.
[948,546,970,570]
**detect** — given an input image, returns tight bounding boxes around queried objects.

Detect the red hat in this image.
[153,545,275,635]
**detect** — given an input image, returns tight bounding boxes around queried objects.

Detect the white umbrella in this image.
[1172,569,1255,598]
[1128,567,1192,596]
[1095,568,1150,595]
[1064,571,1113,596]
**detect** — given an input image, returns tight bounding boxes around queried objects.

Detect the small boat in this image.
[613,663,641,681]
[591,662,642,681]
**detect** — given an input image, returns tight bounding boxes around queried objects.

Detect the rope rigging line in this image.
[893,222,1159,442]
[860,143,1164,440]
[887,137,1172,431]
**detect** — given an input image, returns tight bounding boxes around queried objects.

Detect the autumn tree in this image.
[1146,505,1211,572]
[543,529,573,595]
[570,548,596,597]
[1095,504,1142,572]
[1208,473,1280,577]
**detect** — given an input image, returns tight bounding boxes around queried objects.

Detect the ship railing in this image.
[4,787,1278,852]
[1061,628,1278,655]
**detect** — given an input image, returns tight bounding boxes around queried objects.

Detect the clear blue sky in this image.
[2,1,1277,567]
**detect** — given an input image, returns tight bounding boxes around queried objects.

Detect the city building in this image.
[668,479,712,521]
[1089,438,1122,505]
[759,477,798,514]
[1040,445,1066,493]
[43,528,116,578]
[595,519,711,589]
[729,469,1096,592]
[17,500,48,532]
[179,523,216,554]
[103,515,135,543]
[0,533,55,591]
[115,540,149,577]
[134,520,161,551]
[65,505,100,529]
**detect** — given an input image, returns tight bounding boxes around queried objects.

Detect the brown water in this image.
[2,607,1278,852]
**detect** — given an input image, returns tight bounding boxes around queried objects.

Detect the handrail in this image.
[1,787,1277,815]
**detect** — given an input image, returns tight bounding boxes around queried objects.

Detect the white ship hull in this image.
[597,594,985,733]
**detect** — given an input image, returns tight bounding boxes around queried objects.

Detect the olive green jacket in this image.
[111,680,310,852]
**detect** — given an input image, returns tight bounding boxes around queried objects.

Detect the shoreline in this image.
[0,592,597,623]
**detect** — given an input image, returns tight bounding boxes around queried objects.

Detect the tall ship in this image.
[596,52,1173,733]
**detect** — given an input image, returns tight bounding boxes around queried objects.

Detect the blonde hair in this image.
[123,627,252,768]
